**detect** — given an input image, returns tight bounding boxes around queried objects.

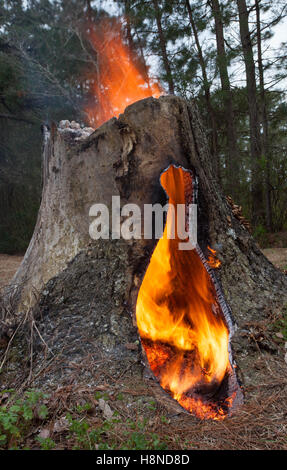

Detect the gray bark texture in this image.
[1,95,286,398]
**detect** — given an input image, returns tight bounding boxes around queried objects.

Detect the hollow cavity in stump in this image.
[136,165,243,420]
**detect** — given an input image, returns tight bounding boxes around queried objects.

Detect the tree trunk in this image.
[124,0,134,52]
[186,0,220,182]
[124,1,152,94]
[152,0,175,94]
[210,0,239,196]
[1,96,286,411]
[237,0,264,226]
[255,0,272,231]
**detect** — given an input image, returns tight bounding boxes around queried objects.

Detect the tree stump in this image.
[1,96,287,417]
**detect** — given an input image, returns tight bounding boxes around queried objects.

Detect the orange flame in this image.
[136,166,235,420]
[207,246,221,269]
[85,18,163,128]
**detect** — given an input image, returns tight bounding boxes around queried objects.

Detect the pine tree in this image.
[209,0,240,197]
[237,0,264,226]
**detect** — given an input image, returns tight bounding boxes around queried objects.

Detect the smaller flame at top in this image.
[85,18,163,128]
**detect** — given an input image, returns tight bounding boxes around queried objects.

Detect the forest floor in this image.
[0,254,24,289]
[1,241,287,288]
[262,248,287,272]
[0,239,287,450]
[0,333,287,450]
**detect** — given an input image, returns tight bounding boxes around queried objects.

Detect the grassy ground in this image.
[1,345,287,450]
[262,248,287,272]
[0,254,23,289]
[0,245,286,289]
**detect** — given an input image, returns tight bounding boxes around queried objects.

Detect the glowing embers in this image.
[85,18,163,128]
[136,165,240,420]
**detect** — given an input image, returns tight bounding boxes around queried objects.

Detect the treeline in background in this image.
[0,0,287,254]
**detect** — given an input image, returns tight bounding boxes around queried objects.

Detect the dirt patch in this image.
[265,231,287,248]
[1,246,286,291]
[0,254,23,289]
[262,248,287,271]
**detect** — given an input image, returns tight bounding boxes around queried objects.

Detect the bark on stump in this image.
[1,95,287,405]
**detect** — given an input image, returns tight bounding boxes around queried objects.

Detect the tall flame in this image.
[136,166,234,420]
[85,18,163,128]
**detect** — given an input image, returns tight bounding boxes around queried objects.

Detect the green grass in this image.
[0,389,49,449]
[0,388,168,450]
[273,305,287,341]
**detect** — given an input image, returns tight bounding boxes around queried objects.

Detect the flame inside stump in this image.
[136,165,242,420]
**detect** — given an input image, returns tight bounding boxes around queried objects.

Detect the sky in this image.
[269,15,287,49]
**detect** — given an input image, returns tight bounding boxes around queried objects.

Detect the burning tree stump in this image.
[2,96,287,419]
